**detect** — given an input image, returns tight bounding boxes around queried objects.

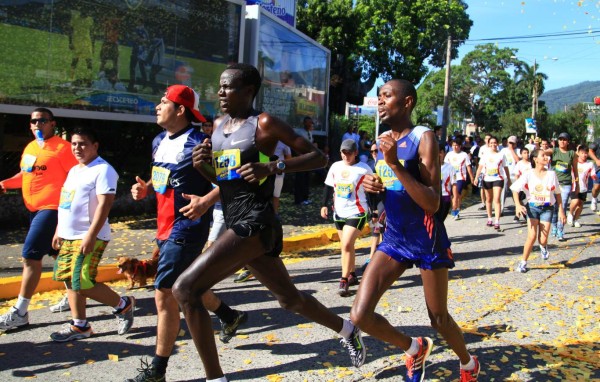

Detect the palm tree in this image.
[514,61,548,118]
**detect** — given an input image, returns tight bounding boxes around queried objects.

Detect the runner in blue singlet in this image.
[350,79,481,382]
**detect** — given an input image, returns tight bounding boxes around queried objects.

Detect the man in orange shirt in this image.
[0,108,78,331]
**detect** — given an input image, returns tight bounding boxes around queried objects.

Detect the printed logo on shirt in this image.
[175,151,185,163]
[21,154,37,173]
[554,161,568,173]
[213,149,241,181]
[152,166,171,194]
[59,187,75,210]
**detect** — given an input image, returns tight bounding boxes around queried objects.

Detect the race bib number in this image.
[376,160,405,191]
[21,154,37,172]
[486,167,499,177]
[336,183,353,199]
[529,184,551,207]
[151,166,170,194]
[213,149,241,181]
[554,161,568,173]
[58,187,75,210]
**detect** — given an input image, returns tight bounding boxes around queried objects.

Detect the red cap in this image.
[165,85,206,123]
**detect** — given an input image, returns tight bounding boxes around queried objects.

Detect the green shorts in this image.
[53,239,108,291]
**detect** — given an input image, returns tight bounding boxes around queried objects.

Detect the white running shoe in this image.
[573,221,582,228]
[0,307,29,331]
[540,246,549,260]
[566,213,574,227]
[516,261,527,273]
[49,294,70,313]
[591,198,597,212]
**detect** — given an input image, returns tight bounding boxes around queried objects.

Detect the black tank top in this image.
[211,114,276,228]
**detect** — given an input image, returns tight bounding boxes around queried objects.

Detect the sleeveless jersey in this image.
[211,115,277,231]
[375,126,451,260]
[151,127,212,242]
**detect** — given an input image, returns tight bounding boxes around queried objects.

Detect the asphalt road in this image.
[0,199,598,381]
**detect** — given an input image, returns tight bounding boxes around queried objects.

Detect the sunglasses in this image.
[370,150,378,153]
[30,118,50,124]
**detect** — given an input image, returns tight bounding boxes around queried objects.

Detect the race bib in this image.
[486,167,499,177]
[151,166,170,194]
[21,154,37,173]
[529,184,551,207]
[336,183,353,199]
[375,159,405,191]
[58,188,75,210]
[213,149,241,181]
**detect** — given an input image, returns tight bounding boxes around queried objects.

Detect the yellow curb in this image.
[0,225,372,300]
[0,265,126,300]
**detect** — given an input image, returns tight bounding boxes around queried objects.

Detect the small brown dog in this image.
[116,247,159,289]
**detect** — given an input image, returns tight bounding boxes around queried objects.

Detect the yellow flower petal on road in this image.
[108,354,119,362]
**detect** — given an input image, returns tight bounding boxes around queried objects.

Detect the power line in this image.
[457,28,599,43]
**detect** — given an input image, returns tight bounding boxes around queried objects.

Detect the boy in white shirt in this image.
[50,127,134,342]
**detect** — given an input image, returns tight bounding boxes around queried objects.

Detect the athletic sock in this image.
[214,301,236,324]
[338,319,354,339]
[151,354,170,375]
[460,355,476,370]
[405,337,420,356]
[73,319,88,328]
[114,296,127,311]
[15,296,31,316]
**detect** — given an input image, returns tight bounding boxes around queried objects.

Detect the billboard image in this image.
[0,0,243,120]
[254,11,329,133]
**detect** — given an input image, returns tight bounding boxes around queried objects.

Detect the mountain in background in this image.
[539,81,600,114]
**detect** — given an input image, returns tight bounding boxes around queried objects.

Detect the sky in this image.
[368,0,600,96]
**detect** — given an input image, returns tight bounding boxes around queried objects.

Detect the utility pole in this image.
[441,34,452,144]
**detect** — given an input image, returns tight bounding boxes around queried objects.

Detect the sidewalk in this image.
[0,199,599,381]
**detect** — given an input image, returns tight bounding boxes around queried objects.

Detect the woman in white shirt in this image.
[510,149,566,273]
[474,136,511,230]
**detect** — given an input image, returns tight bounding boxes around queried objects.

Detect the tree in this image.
[296,0,472,114]
[545,104,589,143]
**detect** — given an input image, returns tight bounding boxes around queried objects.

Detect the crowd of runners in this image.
[1,62,599,382]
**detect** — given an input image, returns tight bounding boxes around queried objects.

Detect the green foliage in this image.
[544,104,589,143]
[297,0,472,113]
[497,110,530,139]
[357,115,376,139]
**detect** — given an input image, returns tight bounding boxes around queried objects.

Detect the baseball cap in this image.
[340,139,358,152]
[508,136,518,144]
[165,85,206,123]
[558,132,570,140]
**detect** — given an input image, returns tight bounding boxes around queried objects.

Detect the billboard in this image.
[246,0,296,27]
[246,6,329,134]
[0,0,244,121]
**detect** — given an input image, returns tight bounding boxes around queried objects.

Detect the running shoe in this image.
[125,358,166,382]
[454,214,460,221]
[114,296,135,335]
[494,223,500,230]
[50,321,92,342]
[234,269,253,283]
[0,307,28,331]
[219,310,248,343]
[460,356,481,382]
[405,337,433,382]
[340,325,366,368]
[49,294,71,313]
[540,246,549,260]
[566,213,574,227]
[486,220,493,227]
[573,221,582,228]
[478,205,486,210]
[557,230,565,242]
[591,198,598,212]
[348,274,359,286]
[338,278,350,297]
[550,225,557,237]
[513,216,520,222]
[516,261,527,273]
